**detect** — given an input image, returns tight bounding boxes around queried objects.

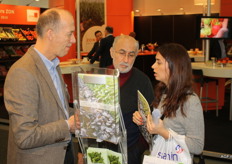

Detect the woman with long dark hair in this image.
[133,43,204,157]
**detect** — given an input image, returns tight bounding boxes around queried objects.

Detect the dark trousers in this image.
[127,135,149,164]
[64,142,75,164]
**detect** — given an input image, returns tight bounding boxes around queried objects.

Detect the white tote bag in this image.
[143,129,192,164]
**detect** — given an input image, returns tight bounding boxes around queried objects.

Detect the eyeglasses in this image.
[114,50,136,59]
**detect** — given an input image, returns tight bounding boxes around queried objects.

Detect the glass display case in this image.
[72,67,127,164]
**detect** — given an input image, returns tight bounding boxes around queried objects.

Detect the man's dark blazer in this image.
[90,35,115,68]
[87,41,100,61]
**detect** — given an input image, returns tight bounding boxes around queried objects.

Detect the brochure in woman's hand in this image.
[137,90,153,147]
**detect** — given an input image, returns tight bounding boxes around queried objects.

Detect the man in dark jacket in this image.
[87,30,102,61]
[109,35,154,164]
[90,26,114,67]
[78,35,154,164]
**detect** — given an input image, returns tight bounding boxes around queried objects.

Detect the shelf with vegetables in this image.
[0,24,37,41]
[0,24,37,120]
[0,25,36,61]
[0,24,36,59]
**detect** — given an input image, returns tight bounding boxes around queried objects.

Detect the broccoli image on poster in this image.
[87,147,122,164]
[88,152,104,163]
[87,147,107,164]
[78,73,120,144]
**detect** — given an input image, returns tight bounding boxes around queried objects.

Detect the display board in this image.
[0,4,40,25]
[72,67,127,164]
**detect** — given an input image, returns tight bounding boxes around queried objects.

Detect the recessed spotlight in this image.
[135,10,140,13]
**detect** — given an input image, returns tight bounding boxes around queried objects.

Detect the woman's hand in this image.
[146,114,159,134]
[133,111,144,125]
[147,114,169,139]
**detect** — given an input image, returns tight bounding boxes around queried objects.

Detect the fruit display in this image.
[12,29,26,41]
[0,26,36,42]
[146,42,158,51]
[217,57,232,64]
[3,28,18,41]
[20,28,36,41]
[30,30,37,39]
[0,45,27,58]
[0,27,8,40]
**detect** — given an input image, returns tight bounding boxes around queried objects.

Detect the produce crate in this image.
[3,27,18,41]
[30,30,37,39]
[0,27,8,41]
[4,46,17,57]
[0,48,9,59]
[12,29,27,41]
[13,46,25,56]
[21,45,30,53]
[0,65,7,77]
[20,28,36,41]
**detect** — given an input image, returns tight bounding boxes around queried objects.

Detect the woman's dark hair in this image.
[153,43,193,118]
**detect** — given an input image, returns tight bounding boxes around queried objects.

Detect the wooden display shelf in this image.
[0,41,35,45]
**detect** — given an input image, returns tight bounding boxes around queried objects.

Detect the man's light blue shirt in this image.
[34,48,69,119]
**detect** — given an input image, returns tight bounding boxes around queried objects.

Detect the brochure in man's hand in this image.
[137,90,153,147]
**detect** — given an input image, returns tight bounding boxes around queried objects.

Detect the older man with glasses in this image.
[77,35,154,164]
[109,35,154,164]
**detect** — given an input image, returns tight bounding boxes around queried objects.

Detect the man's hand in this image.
[67,114,80,133]
[78,152,85,164]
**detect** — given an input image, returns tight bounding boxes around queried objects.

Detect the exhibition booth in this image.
[0,0,232,163]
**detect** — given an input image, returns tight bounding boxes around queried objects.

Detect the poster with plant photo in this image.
[80,0,106,52]
[77,72,120,144]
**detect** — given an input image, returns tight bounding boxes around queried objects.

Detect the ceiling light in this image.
[194,0,215,5]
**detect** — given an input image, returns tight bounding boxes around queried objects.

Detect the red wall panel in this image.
[220,0,232,16]
[49,0,134,59]
[49,0,76,62]
[106,0,133,36]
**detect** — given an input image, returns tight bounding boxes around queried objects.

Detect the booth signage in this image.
[0,4,40,25]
